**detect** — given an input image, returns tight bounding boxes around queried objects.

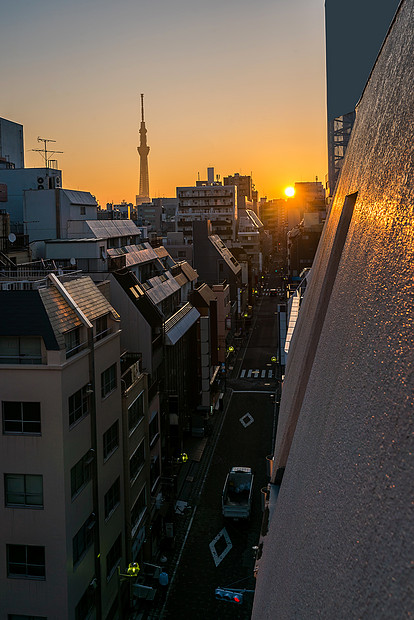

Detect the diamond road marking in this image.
[174,500,189,514]
[240,412,254,428]
[209,528,232,567]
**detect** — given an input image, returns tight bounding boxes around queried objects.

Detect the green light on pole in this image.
[271,356,277,363]
[228,346,234,353]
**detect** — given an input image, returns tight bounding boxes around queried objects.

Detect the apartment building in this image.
[0,273,126,619]
[176,173,237,245]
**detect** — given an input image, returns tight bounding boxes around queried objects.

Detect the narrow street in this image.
[154,290,281,619]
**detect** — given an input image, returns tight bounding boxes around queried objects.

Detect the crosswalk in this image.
[240,368,275,379]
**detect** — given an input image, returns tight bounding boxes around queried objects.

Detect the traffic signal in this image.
[215,588,244,604]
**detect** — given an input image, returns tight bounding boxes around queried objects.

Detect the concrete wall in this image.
[253,2,414,618]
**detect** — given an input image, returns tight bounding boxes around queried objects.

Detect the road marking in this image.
[268,370,273,378]
[261,370,266,378]
[240,369,246,378]
[247,369,252,378]
[174,500,189,514]
[240,412,254,428]
[209,528,232,567]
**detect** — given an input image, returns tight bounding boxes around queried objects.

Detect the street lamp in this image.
[118,562,140,615]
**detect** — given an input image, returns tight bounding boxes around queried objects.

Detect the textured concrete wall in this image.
[253,2,414,618]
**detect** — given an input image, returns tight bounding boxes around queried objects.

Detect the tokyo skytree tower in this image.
[136,93,150,204]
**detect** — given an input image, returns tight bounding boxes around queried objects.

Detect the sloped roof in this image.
[179,261,198,282]
[39,286,81,348]
[64,276,120,322]
[146,272,180,305]
[174,273,188,287]
[164,303,200,345]
[112,269,163,328]
[209,235,241,275]
[107,243,158,266]
[85,219,139,239]
[246,209,264,228]
[62,190,97,206]
[193,283,217,307]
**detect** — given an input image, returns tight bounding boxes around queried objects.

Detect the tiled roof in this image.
[179,261,198,282]
[107,243,158,266]
[85,219,139,239]
[174,273,188,287]
[64,276,120,321]
[146,273,180,305]
[39,287,81,348]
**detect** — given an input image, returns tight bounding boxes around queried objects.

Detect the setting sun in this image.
[284,186,295,197]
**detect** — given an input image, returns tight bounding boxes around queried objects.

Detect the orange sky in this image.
[1,0,327,207]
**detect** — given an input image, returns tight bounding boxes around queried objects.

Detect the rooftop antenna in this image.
[31,137,63,168]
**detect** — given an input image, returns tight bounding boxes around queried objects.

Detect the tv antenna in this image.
[31,137,63,168]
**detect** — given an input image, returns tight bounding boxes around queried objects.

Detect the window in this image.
[95,315,108,341]
[0,336,42,365]
[131,485,146,534]
[69,386,89,427]
[2,402,41,435]
[130,441,145,482]
[75,586,95,620]
[128,392,144,434]
[149,414,159,447]
[103,421,119,461]
[150,454,160,490]
[73,515,95,566]
[5,474,43,508]
[7,544,45,579]
[80,206,86,216]
[106,534,122,579]
[101,364,117,398]
[65,328,81,358]
[71,452,92,498]
[104,477,120,520]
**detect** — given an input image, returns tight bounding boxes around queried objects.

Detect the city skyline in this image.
[1,0,327,206]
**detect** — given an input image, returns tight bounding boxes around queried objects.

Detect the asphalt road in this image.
[159,293,280,619]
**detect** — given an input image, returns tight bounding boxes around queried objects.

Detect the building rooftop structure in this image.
[252,2,414,617]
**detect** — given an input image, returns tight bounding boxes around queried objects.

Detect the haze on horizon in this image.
[1,0,327,206]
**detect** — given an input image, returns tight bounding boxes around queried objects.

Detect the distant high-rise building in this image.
[177,168,238,244]
[325,0,399,195]
[223,173,253,209]
[136,93,150,205]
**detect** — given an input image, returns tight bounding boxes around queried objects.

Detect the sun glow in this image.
[284,186,295,197]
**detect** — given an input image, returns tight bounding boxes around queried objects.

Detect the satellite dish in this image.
[69,257,76,266]
[8,233,16,243]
